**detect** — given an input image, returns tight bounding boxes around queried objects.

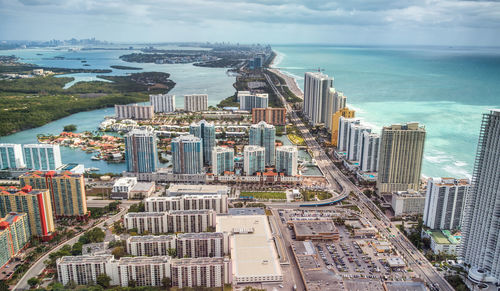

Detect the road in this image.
[264,70,454,291]
[14,203,132,290]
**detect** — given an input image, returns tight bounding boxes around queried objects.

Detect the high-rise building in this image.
[115,104,154,120]
[125,129,158,173]
[176,232,224,258]
[0,212,30,268]
[377,122,426,194]
[23,144,62,171]
[243,145,265,175]
[303,72,333,126]
[460,109,500,283]
[331,108,355,146]
[20,171,88,217]
[391,190,426,216]
[325,88,346,131]
[347,124,371,161]
[115,256,171,287]
[150,94,176,113]
[171,135,203,175]
[211,146,234,175]
[0,144,25,169]
[239,92,268,111]
[0,186,55,239]
[252,108,286,125]
[171,257,227,288]
[189,120,216,165]
[126,235,176,256]
[359,132,380,172]
[423,178,470,230]
[145,194,228,214]
[276,146,298,176]
[124,210,216,234]
[337,117,360,152]
[249,121,276,166]
[184,94,208,112]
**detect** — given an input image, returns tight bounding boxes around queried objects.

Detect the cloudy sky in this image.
[1,0,500,46]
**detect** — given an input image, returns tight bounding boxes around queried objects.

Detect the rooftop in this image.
[131,182,155,192]
[168,184,229,195]
[171,257,224,267]
[125,212,165,218]
[384,281,427,291]
[169,209,214,215]
[292,220,338,236]
[57,255,113,264]
[177,232,223,239]
[227,207,265,216]
[118,256,170,265]
[127,235,175,243]
[216,215,282,279]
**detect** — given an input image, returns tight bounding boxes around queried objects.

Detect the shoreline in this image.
[269,50,304,99]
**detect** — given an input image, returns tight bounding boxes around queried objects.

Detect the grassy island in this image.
[0,67,175,136]
[110,65,142,70]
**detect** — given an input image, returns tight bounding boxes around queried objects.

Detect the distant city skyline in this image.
[1,0,500,46]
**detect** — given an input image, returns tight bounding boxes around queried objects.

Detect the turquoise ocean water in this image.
[272,45,500,178]
[1,45,499,177]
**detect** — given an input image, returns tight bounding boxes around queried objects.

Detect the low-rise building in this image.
[111,177,137,199]
[391,190,426,216]
[216,214,283,284]
[176,232,224,258]
[290,220,339,241]
[421,229,461,255]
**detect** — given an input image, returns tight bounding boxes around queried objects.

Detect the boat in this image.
[87,167,100,172]
[91,155,100,160]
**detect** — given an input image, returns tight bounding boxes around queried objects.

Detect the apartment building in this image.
[251,108,286,125]
[176,232,224,258]
[124,210,216,234]
[115,104,154,120]
[184,94,208,112]
[126,235,176,256]
[144,194,228,214]
[19,171,88,218]
[150,94,176,113]
[0,185,55,239]
[171,257,228,288]
[0,212,30,268]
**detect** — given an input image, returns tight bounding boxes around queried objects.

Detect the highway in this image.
[264,70,454,291]
[14,203,132,290]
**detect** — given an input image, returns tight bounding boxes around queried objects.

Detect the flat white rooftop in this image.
[168,184,229,195]
[216,215,282,282]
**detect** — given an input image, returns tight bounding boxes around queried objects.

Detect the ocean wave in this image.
[271,50,284,68]
[442,165,472,179]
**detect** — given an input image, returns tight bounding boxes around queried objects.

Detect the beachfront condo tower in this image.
[212,146,234,175]
[303,72,333,126]
[337,117,360,153]
[190,120,216,165]
[150,94,176,113]
[249,121,276,166]
[325,88,347,131]
[359,132,380,172]
[243,145,265,175]
[171,135,203,175]
[423,177,470,230]
[377,122,426,194]
[0,143,25,169]
[125,129,158,173]
[276,146,298,176]
[331,108,356,146]
[460,109,500,285]
[20,171,88,218]
[184,94,208,112]
[23,144,62,171]
[0,212,30,268]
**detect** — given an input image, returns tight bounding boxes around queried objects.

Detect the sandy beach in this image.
[268,54,304,99]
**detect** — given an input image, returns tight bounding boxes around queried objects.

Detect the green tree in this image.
[65,280,77,289]
[63,124,77,132]
[112,246,126,259]
[28,277,40,288]
[96,273,111,288]
[167,248,177,258]
[0,281,9,291]
[129,279,137,287]
[129,202,145,212]
[161,277,171,289]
